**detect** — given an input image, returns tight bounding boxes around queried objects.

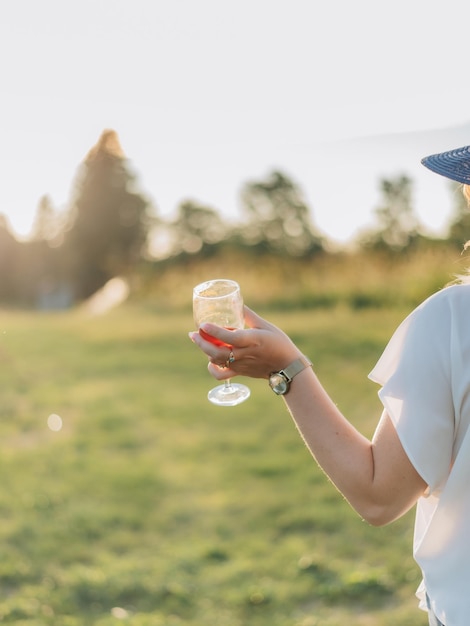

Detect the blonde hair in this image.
[462,185,470,252]
[463,184,470,206]
[456,184,470,282]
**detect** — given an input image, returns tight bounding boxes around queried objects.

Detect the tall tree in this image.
[31,195,62,243]
[0,215,20,302]
[168,199,227,256]
[239,171,324,256]
[62,130,151,300]
[361,175,419,251]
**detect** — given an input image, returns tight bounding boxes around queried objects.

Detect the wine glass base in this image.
[208,383,251,407]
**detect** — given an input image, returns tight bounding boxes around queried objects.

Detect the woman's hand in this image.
[189,306,303,381]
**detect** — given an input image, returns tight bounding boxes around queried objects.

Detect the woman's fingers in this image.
[198,324,242,346]
[208,361,233,380]
[189,328,238,368]
[189,308,272,351]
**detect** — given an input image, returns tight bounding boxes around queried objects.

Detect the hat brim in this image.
[421,145,470,185]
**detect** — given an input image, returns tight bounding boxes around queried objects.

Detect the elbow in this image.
[350,482,421,527]
[355,485,423,526]
[355,502,403,527]
[362,512,394,528]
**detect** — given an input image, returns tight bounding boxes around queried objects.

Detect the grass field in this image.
[0,300,431,625]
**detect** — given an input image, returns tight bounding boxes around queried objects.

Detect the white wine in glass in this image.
[193,279,251,406]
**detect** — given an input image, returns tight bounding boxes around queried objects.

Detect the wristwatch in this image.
[269,356,312,395]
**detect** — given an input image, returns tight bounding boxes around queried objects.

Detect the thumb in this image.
[244,305,274,330]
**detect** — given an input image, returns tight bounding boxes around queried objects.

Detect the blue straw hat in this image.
[421,145,470,184]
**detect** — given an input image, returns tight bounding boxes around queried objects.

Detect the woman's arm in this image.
[282,366,426,525]
[189,306,427,526]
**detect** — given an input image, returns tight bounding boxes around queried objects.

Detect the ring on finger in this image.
[225,350,235,368]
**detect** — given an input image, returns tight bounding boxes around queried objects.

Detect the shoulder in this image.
[391,283,470,359]
[371,284,470,385]
[411,284,470,321]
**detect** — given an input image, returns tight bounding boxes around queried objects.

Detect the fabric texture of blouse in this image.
[369,283,470,626]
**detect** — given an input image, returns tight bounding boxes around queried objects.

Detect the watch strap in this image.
[279,356,312,383]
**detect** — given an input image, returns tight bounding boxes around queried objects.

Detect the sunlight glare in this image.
[111,607,130,619]
[47,413,63,432]
[84,277,129,315]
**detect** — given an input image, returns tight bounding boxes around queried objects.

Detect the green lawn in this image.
[0,303,428,625]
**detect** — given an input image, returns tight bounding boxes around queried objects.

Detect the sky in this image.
[1,0,470,244]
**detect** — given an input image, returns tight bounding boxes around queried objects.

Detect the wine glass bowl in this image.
[193,279,251,406]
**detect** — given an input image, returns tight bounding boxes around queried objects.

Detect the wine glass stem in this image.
[224,380,232,391]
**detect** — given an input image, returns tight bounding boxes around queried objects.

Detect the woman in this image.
[189,145,470,626]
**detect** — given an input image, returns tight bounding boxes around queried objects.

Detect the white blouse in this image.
[369,283,470,625]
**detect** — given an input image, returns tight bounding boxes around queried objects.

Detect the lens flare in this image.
[47,414,63,432]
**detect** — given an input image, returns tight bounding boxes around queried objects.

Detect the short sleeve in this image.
[369,294,454,493]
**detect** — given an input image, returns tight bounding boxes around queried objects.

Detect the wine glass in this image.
[193,279,251,406]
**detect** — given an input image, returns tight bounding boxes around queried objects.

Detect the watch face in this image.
[269,373,288,395]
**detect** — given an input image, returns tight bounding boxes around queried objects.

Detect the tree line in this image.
[0,129,468,308]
